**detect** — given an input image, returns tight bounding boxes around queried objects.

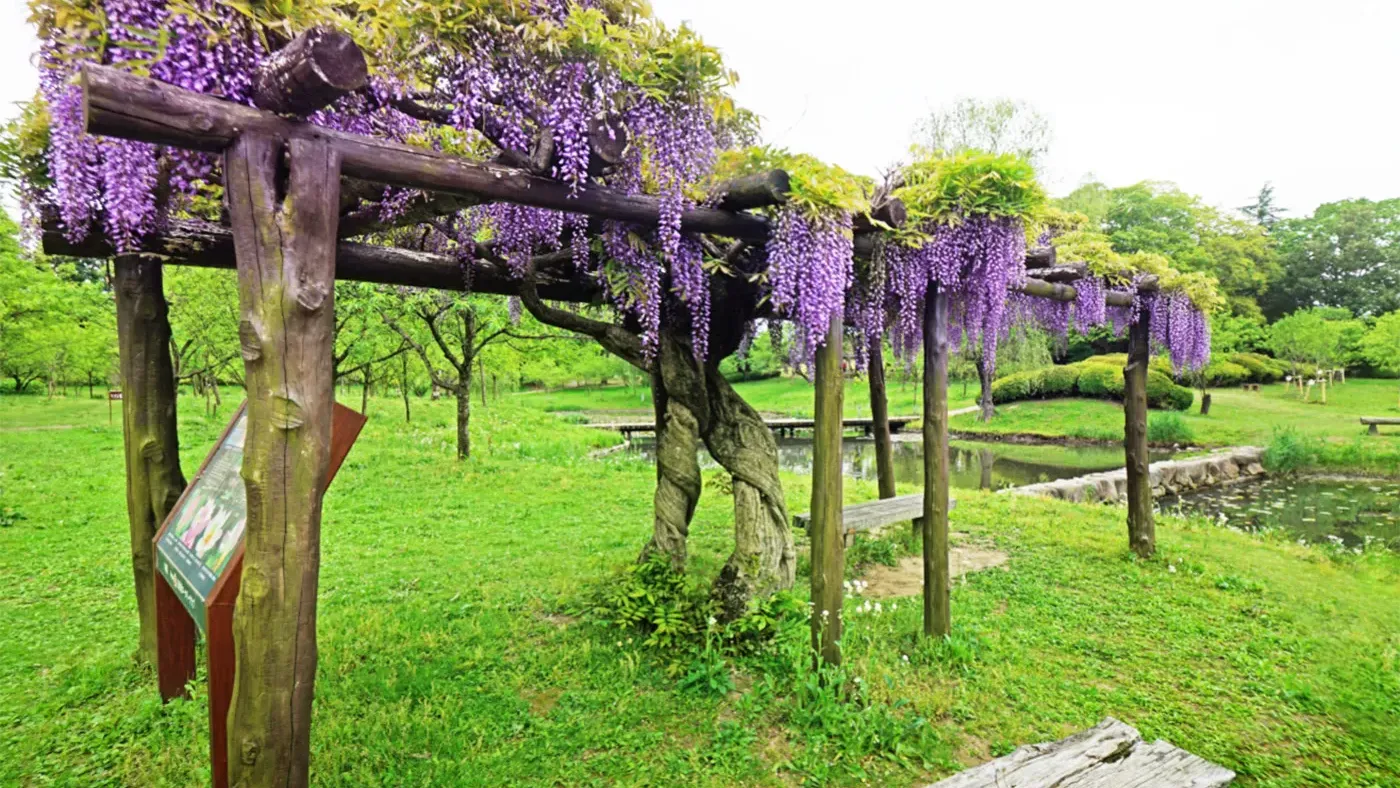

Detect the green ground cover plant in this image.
[2,392,1398,786]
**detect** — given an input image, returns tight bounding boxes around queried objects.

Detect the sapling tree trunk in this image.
[225,134,340,788]
[1122,311,1156,559]
[114,256,188,665]
[400,352,412,423]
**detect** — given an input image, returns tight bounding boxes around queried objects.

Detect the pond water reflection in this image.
[1160,475,1400,550]
[629,436,1172,491]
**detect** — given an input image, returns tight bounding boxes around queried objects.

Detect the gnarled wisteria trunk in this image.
[639,371,701,570]
[976,356,996,422]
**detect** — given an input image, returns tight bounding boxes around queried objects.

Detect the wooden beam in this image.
[224,134,341,787]
[42,218,596,302]
[114,257,189,668]
[714,170,791,211]
[1025,245,1056,268]
[867,337,897,501]
[809,313,845,667]
[1123,309,1155,558]
[252,28,368,116]
[1037,263,1088,283]
[922,286,951,637]
[81,64,771,242]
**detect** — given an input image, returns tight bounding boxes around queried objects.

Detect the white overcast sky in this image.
[2,0,1398,217]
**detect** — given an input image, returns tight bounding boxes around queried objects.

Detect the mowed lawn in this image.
[2,393,1398,786]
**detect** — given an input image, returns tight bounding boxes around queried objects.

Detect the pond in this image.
[1160,476,1400,551]
[629,435,1174,491]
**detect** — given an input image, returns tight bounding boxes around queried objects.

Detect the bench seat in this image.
[794,493,956,546]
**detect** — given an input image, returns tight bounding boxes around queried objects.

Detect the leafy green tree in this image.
[1265,199,1400,319]
[1210,312,1270,355]
[1360,311,1400,407]
[1268,308,1346,374]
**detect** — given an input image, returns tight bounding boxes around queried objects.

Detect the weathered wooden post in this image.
[867,337,897,501]
[1123,303,1155,559]
[922,287,952,637]
[810,313,845,666]
[113,257,189,667]
[224,133,342,787]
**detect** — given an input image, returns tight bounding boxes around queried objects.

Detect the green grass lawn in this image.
[2,393,1398,786]
[517,375,975,420]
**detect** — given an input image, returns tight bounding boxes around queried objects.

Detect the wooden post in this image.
[810,313,845,667]
[114,257,189,668]
[224,134,341,788]
[922,287,952,637]
[1123,310,1155,559]
[867,337,897,501]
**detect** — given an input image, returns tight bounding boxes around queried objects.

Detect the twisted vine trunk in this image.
[225,134,340,788]
[639,372,701,570]
[114,257,187,665]
[704,364,796,620]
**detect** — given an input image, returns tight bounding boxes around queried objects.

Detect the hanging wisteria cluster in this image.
[765,205,854,365]
[1150,291,1212,374]
[884,216,1026,381]
[40,0,263,249]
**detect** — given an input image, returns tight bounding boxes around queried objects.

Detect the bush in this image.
[1230,353,1285,383]
[1076,364,1121,397]
[1202,360,1250,387]
[1263,427,1317,473]
[1146,370,1193,411]
[1147,412,1194,444]
[990,370,1039,404]
[1041,365,1079,397]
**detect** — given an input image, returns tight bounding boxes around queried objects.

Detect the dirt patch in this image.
[538,612,577,629]
[522,687,562,717]
[859,545,1008,599]
[0,424,77,432]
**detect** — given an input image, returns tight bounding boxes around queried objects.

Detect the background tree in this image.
[1269,308,1345,376]
[1360,311,1400,407]
[1265,198,1400,320]
[912,97,1052,169]
[1239,182,1286,228]
[165,267,241,412]
[1057,180,1279,318]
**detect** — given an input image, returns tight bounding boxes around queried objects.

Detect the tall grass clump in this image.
[1147,412,1194,444]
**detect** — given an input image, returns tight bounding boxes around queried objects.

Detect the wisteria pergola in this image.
[44,28,1165,788]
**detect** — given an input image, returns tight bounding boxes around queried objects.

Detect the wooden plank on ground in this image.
[927,718,1233,788]
[793,494,955,534]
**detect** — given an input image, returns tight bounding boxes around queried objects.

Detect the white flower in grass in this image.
[1168,565,1176,574]
[707,616,717,628]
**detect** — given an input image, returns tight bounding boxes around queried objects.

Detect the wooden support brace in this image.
[1123,310,1155,558]
[224,133,341,788]
[923,286,952,637]
[252,28,368,116]
[809,312,845,667]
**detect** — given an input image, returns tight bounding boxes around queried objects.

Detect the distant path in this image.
[0,424,78,433]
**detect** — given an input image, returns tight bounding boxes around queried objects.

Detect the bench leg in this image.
[912,516,924,537]
[1370,424,1380,436]
[843,531,855,549]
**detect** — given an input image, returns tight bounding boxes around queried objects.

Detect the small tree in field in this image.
[1269,309,1343,378]
[1361,311,1400,408]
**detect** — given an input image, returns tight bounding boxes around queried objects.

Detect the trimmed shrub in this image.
[1202,360,1249,387]
[1230,352,1284,383]
[1041,365,1079,397]
[1145,369,1193,410]
[1076,364,1121,397]
[990,371,1039,404]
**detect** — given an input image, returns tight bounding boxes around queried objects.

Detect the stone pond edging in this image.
[1006,447,1266,504]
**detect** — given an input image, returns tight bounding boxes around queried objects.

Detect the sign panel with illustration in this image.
[155,406,248,632]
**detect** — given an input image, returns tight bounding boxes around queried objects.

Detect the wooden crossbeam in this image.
[81,64,772,242]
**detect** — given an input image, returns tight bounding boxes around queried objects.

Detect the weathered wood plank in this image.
[793,494,957,534]
[928,718,1234,788]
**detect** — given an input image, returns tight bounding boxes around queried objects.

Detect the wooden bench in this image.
[1240,383,1261,392]
[793,493,956,547]
[1361,417,1400,435]
[928,717,1234,787]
